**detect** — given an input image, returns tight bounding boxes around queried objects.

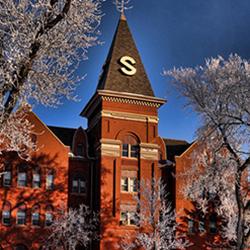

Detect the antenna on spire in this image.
[114,0,133,15]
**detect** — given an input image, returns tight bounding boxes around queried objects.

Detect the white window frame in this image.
[122,144,139,158]
[120,211,136,226]
[121,177,137,193]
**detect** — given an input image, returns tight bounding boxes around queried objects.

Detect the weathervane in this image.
[114,0,132,14]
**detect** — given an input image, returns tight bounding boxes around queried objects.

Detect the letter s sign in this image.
[119,56,137,76]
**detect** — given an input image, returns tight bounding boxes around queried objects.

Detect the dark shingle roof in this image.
[48,126,76,149]
[163,138,191,162]
[97,15,154,97]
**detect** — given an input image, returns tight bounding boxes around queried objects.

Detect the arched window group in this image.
[1,203,54,227]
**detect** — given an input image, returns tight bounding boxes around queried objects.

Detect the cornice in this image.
[80,90,166,119]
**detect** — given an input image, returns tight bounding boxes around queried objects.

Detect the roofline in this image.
[80,90,166,118]
[31,112,70,150]
[175,140,197,158]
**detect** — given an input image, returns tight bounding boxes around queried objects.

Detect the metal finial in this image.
[114,0,133,15]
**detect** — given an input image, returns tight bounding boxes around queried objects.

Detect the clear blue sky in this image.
[34,0,250,143]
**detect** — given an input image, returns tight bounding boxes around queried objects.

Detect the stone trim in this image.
[101,110,159,123]
[97,139,122,157]
[140,143,159,160]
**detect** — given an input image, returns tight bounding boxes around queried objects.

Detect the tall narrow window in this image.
[121,177,128,192]
[45,206,53,226]
[31,205,40,226]
[32,169,41,188]
[122,144,129,157]
[3,171,11,187]
[16,204,26,225]
[77,144,83,156]
[17,172,27,187]
[46,171,54,190]
[188,218,195,234]
[17,165,27,187]
[2,202,11,225]
[209,214,217,234]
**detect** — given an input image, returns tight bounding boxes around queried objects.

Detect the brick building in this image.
[0,14,210,249]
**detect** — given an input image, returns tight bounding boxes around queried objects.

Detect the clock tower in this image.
[81,13,166,250]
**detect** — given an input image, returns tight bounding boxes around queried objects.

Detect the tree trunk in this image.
[235,171,245,250]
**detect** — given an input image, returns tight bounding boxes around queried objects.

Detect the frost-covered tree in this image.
[0,0,102,157]
[165,54,250,249]
[44,204,98,250]
[119,178,190,250]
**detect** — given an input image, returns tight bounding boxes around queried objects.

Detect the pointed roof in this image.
[97,15,155,97]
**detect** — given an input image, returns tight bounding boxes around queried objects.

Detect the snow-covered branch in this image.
[0,0,102,157]
[44,204,98,250]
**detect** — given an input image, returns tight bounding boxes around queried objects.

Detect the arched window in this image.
[72,175,86,194]
[16,203,26,225]
[31,204,40,226]
[15,244,28,250]
[46,170,54,190]
[121,134,139,158]
[45,205,53,226]
[32,167,41,188]
[2,201,11,225]
[17,165,27,187]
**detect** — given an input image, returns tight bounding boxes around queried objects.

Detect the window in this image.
[17,171,27,187]
[3,171,11,187]
[77,144,83,156]
[46,172,54,190]
[209,214,217,234]
[16,205,26,225]
[72,176,86,194]
[2,202,11,225]
[120,134,139,158]
[15,244,28,250]
[45,206,53,226]
[31,205,40,226]
[122,144,139,158]
[120,211,136,226]
[198,220,205,233]
[121,177,137,193]
[188,218,195,234]
[45,213,53,226]
[32,172,41,188]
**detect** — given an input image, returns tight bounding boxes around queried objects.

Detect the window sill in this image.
[70,192,87,196]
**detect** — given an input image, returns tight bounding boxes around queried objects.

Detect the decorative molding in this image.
[102,95,162,108]
[97,139,122,157]
[101,110,159,123]
[120,203,137,211]
[140,143,159,160]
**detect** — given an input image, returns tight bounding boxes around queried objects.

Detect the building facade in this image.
[0,14,220,250]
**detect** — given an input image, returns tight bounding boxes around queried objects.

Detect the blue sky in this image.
[34,0,250,142]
